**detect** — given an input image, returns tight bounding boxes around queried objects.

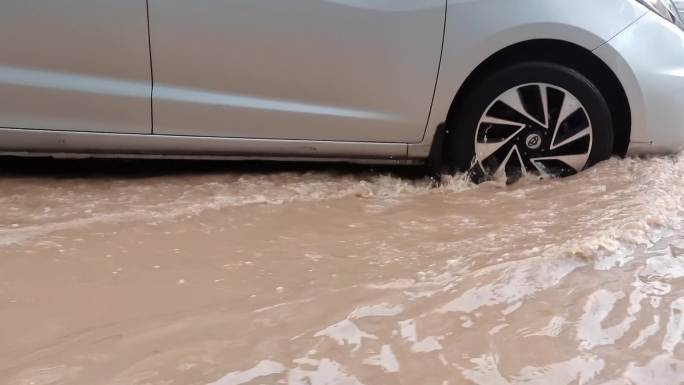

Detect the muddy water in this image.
[1,155,684,385]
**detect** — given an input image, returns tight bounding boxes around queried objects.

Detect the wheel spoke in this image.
[475,121,525,160]
[551,126,591,150]
[498,87,547,128]
[541,85,550,128]
[530,160,553,177]
[530,154,588,173]
[551,91,583,146]
[518,84,548,127]
[479,116,526,126]
[493,145,527,179]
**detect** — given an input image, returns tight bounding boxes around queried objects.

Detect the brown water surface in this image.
[1,155,683,385]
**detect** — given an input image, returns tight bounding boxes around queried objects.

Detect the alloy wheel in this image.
[474,83,593,182]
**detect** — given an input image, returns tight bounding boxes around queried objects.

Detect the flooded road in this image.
[1,155,684,385]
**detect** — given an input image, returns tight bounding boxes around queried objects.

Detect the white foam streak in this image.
[629,315,660,349]
[288,359,363,385]
[314,319,377,351]
[439,258,583,314]
[662,297,684,353]
[463,354,604,385]
[523,316,567,338]
[349,304,403,319]
[207,360,285,385]
[362,345,400,373]
[0,172,474,246]
[576,290,634,350]
[609,354,684,385]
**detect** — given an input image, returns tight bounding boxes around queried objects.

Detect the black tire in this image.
[447,61,613,183]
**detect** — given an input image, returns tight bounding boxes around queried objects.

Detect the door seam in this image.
[146,0,155,134]
[420,0,448,144]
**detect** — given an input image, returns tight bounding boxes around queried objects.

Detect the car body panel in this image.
[595,11,684,155]
[148,0,444,143]
[0,0,152,134]
[1,0,683,164]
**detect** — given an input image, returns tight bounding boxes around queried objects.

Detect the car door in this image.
[148,0,445,143]
[0,0,151,134]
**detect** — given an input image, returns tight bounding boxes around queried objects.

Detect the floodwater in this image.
[1,154,684,385]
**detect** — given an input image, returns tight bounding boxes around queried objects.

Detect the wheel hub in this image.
[524,133,542,150]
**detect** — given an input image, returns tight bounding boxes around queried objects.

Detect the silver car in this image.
[1,0,684,181]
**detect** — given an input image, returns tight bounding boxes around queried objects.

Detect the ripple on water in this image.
[5,154,684,385]
[200,155,684,384]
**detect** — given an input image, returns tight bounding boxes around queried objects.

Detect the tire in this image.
[447,61,613,183]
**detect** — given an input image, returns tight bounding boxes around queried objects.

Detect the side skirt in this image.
[0,128,415,165]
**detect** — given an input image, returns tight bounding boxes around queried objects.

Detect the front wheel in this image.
[447,62,613,183]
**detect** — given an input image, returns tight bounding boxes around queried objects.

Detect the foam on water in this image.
[206,360,285,385]
[6,154,684,385]
[3,153,683,251]
[194,154,684,384]
[0,171,472,246]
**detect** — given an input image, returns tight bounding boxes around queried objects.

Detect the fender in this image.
[409,0,647,159]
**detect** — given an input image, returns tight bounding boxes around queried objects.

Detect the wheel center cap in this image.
[525,133,542,150]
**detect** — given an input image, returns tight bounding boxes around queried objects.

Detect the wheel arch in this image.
[443,39,631,162]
